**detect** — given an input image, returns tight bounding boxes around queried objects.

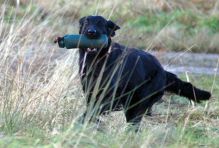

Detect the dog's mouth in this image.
[85,48,97,53]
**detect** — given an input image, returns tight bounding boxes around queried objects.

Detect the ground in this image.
[0,1,219,147]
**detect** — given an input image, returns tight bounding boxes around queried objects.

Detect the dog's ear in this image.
[79,17,86,25]
[107,20,120,37]
[79,17,87,34]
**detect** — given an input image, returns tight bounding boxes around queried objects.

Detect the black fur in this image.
[165,71,211,103]
[78,15,211,131]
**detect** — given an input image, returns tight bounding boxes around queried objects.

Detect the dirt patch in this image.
[154,51,219,75]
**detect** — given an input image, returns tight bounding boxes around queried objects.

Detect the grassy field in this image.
[0,0,219,147]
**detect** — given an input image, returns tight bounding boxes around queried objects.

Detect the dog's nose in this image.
[86,29,97,37]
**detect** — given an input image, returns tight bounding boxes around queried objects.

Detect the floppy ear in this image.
[79,17,86,25]
[79,17,87,34]
[107,20,120,37]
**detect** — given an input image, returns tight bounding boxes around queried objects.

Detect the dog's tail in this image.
[165,71,211,102]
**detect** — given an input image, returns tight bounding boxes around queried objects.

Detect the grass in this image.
[122,11,219,52]
[0,0,219,147]
[129,10,219,34]
[2,0,219,53]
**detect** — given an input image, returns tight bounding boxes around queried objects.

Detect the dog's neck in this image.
[79,38,112,77]
[99,37,112,56]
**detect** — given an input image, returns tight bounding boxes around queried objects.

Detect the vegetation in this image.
[0,0,218,147]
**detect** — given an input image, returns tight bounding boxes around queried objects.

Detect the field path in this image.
[153,51,219,75]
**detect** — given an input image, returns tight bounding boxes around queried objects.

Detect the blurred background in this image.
[1,0,219,74]
[2,0,219,52]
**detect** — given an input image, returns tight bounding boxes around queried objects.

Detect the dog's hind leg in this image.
[124,106,144,132]
[145,93,164,116]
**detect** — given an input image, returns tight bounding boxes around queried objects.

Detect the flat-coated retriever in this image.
[73,16,211,131]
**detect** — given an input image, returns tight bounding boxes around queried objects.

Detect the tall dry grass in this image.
[0,1,85,134]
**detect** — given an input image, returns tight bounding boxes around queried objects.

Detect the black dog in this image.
[72,16,211,131]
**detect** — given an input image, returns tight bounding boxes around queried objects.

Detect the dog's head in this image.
[79,15,120,53]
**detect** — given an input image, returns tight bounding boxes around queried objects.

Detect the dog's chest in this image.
[79,54,112,80]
